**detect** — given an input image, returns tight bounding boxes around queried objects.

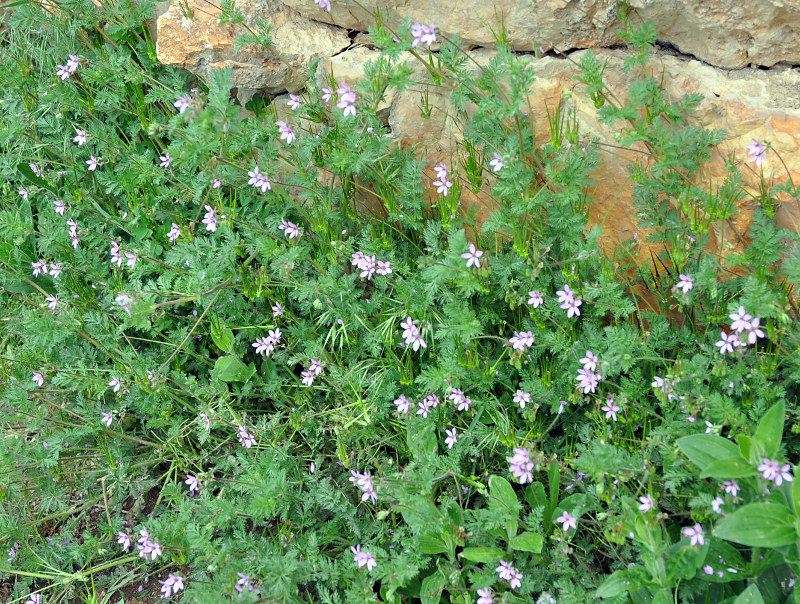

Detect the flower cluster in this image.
[758,457,793,486]
[202,205,218,232]
[301,358,323,386]
[136,528,163,560]
[247,165,271,193]
[279,218,300,239]
[349,470,377,504]
[432,162,452,196]
[556,284,582,317]
[276,120,296,144]
[746,138,766,167]
[252,329,282,357]
[400,316,426,351]
[67,219,79,248]
[447,387,471,411]
[351,251,392,279]
[55,54,80,81]
[508,330,534,351]
[237,423,257,449]
[159,573,185,598]
[336,82,357,116]
[507,447,534,484]
[575,350,602,394]
[416,393,440,418]
[495,559,522,589]
[411,23,436,48]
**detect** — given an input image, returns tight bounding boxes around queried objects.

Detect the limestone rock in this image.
[283,0,800,69]
[157,0,350,94]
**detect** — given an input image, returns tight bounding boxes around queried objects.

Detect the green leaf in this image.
[418,536,448,555]
[753,401,785,460]
[713,502,798,547]
[459,547,504,562]
[488,475,520,537]
[595,570,636,598]
[734,585,765,604]
[793,466,800,517]
[211,356,256,382]
[420,570,446,604]
[210,317,235,353]
[677,434,741,471]
[509,531,543,553]
[700,457,759,480]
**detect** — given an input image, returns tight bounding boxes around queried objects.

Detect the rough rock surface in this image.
[156,0,350,98]
[282,0,800,68]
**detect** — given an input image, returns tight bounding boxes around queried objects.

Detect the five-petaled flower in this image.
[277,120,296,144]
[747,138,766,168]
[86,156,99,171]
[314,0,331,11]
[476,587,494,604]
[509,330,534,351]
[400,316,426,351]
[117,531,131,551]
[32,371,44,388]
[159,573,185,598]
[202,205,218,232]
[683,523,704,546]
[247,165,271,192]
[556,511,577,531]
[287,94,301,111]
[101,412,113,427]
[528,291,543,308]
[185,474,199,494]
[675,273,693,294]
[444,427,458,449]
[513,389,531,409]
[495,560,522,589]
[715,331,740,355]
[159,153,171,168]
[489,153,503,172]
[279,218,300,239]
[601,398,620,421]
[108,376,122,392]
[461,243,484,268]
[336,82,357,117]
[351,544,377,571]
[73,128,87,146]
[638,494,654,512]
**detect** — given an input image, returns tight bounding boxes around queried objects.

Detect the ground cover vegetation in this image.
[2,0,800,601]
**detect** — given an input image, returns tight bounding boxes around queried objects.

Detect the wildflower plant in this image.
[1,2,799,603]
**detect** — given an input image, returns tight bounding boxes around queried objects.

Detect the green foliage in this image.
[1,4,800,604]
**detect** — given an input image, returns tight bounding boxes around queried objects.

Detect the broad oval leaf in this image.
[459,546,504,562]
[700,457,759,480]
[753,401,785,460]
[713,502,798,547]
[677,434,740,471]
[509,531,543,553]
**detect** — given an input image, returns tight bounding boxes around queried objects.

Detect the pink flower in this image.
[202,205,218,232]
[376,260,392,276]
[400,316,427,352]
[321,86,333,102]
[675,273,693,294]
[729,306,752,333]
[461,243,484,268]
[394,394,411,415]
[556,284,582,317]
[711,496,724,514]
[315,0,331,11]
[758,457,793,486]
[159,153,171,168]
[489,153,503,172]
[86,156,99,171]
[715,331,740,354]
[301,369,315,386]
[53,199,66,215]
[211,177,222,189]
[434,163,447,180]
[411,23,436,47]
[185,474,199,494]
[336,82,357,117]
[527,291,543,308]
[722,480,740,497]
[513,389,531,409]
[433,175,452,196]
[108,377,122,392]
[575,367,601,394]
[683,523,704,546]
[247,165,271,192]
[101,412,113,427]
[18,188,29,200]
[448,388,471,411]
[56,63,70,80]
[507,447,534,483]
[32,371,44,387]
[279,218,300,239]
[579,350,598,371]
[272,302,283,316]
[287,94,301,111]
[349,470,377,504]
[48,263,61,278]
[159,573,185,598]
[237,424,257,449]
[556,511,577,531]
[444,427,458,449]
[125,252,137,268]
[746,318,765,345]
[747,138,766,168]
[66,54,80,73]
[638,494,654,512]
[350,544,377,571]
[46,295,57,311]
[168,223,181,243]
[252,328,282,356]
[117,531,131,551]
[115,293,133,316]
[495,560,522,589]
[476,587,494,604]
[32,259,48,277]
[277,120,296,144]
[67,219,79,248]
[601,398,620,421]
[136,528,163,560]
[73,128,87,146]
[26,594,41,604]
[509,330,534,351]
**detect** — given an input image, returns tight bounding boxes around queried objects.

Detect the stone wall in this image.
[155,0,800,259]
